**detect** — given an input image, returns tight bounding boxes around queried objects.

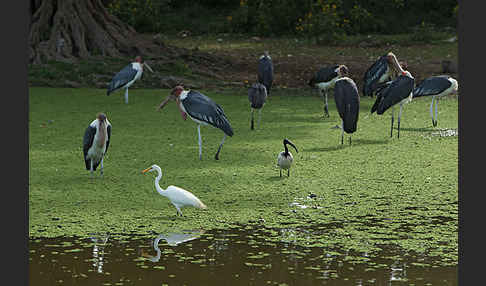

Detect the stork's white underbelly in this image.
[87,134,107,162]
[277,152,293,169]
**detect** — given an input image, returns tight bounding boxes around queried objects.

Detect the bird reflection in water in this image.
[90,233,109,273]
[141,230,205,262]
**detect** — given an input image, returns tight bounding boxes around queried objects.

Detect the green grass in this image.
[29,87,458,265]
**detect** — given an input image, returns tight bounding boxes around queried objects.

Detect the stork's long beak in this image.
[142,167,151,174]
[144,62,154,73]
[157,95,173,111]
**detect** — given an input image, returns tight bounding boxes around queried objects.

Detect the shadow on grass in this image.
[305,138,389,152]
[397,126,436,132]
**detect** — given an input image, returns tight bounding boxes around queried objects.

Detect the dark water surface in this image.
[29,225,457,286]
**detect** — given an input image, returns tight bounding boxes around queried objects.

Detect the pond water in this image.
[29,225,457,286]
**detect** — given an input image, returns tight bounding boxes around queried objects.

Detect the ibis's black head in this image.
[97,112,107,122]
[283,138,298,154]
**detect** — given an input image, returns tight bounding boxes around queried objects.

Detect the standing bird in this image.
[258,51,274,96]
[308,65,349,117]
[106,56,154,104]
[83,113,112,177]
[412,75,459,127]
[248,83,268,130]
[370,57,414,139]
[277,138,298,177]
[333,77,360,145]
[142,164,207,217]
[363,52,403,97]
[158,86,234,160]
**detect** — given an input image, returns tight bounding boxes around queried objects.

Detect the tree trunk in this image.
[29,0,144,64]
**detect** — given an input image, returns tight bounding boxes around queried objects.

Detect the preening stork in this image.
[333,77,360,145]
[277,138,298,177]
[248,83,268,130]
[142,164,207,217]
[83,113,112,177]
[258,51,274,96]
[363,52,402,97]
[106,56,154,104]
[370,57,414,139]
[158,86,234,160]
[308,65,349,117]
[412,75,459,127]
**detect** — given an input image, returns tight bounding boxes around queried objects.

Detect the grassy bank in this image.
[29,86,458,265]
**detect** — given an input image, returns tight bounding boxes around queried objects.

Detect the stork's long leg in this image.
[430,96,435,127]
[287,169,290,177]
[398,104,403,139]
[90,160,94,178]
[434,97,439,127]
[324,90,329,118]
[250,108,255,130]
[349,136,352,145]
[257,108,262,129]
[124,88,129,104]
[390,106,395,138]
[341,120,344,145]
[197,124,202,160]
[214,134,227,160]
[100,157,104,177]
[280,168,282,178]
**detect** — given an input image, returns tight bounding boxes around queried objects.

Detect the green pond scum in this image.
[29,87,458,267]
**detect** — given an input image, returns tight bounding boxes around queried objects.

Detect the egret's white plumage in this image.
[142,164,207,216]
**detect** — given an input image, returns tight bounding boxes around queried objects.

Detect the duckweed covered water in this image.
[29,225,457,285]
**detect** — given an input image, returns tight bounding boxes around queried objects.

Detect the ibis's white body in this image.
[86,118,111,163]
[277,152,294,170]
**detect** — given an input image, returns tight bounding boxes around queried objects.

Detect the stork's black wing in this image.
[182,90,234,136]
[83,126,97,170]
[258,56,274,95]
[309,66,339,86]
[376,75,414,115]
[106,124,112,154]
[370,81,393,114]
[107,64,137,95]
[363,55,389,97]
[248,83,267,109]
[334,78,360,133]
[413,76,452,98]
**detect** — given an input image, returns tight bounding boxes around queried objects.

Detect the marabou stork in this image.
[370,57,414,139]
[142,164,207,217]
[308,65,349,117]
[363,52,403,97]
[258,51,274,96]
[158,86,234,160]
[277,138,298,177]
[333,77,360,145]
[83,113,112,177]
[248,83,268,130]
[412,75,459,127]
[106,56,154,104]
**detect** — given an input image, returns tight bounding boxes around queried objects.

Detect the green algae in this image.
[29,87,458,267]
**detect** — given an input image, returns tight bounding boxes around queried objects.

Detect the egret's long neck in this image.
[154,169,166,197]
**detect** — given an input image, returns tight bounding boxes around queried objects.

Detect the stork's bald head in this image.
[171,85,185,97]
[97,112,107,122]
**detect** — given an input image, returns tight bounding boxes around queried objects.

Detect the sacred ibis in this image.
[308,65,348,117]
[248,83,268,130]
[142,164,207,217]
[106,56,154,104]
[258,51,274,96]
[370,58,414,139]
[83,113,112,177]
[333,77,360,145]
[158,86,234,160]
[277,138,298,177]
[363,52,405,97]
[412,75,459,127]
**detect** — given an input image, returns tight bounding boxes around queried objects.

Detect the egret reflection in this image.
[141,230,205,262]
[89,233,109,273]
